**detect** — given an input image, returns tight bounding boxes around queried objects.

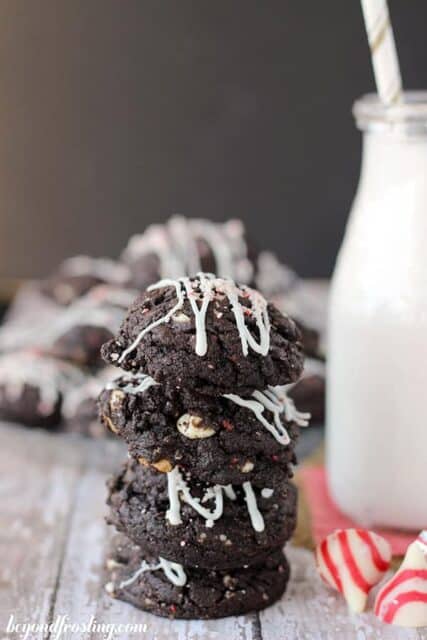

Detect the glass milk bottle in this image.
[327,92,427,530]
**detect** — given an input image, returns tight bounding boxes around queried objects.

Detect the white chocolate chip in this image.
[105,582,115,595]
[106,558,123,570]
[109,389,125,411]
[172,312,191,323]
[261,488,274,498]
[177,413,215,439]
[241,461,254,473]
[223,575,238,589]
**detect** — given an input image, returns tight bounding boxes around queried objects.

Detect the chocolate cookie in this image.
[63,367,117,438]
[47,286,137,368]
[288,375,325,424]
[50,325,115,369]
[122,216,256,291]
[0,350,87,427]
[102,274,304,395]
[106,534,290,619]
[271,285,327,361]
[254,251,298,298]
[296,322,322,361]
[42,255,130,306]
[98,373,309,485]
[107,460,297,569]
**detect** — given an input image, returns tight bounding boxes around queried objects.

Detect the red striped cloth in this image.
[299,466,414,556]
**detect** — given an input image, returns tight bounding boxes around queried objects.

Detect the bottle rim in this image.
[353,91,427,134]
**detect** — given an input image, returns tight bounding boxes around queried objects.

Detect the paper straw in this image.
[360,0,403,106]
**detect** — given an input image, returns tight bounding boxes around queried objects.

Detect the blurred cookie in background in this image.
[44,285,138,368]
[272,280,328,424]
[62,366,117,438]
[0,350,87,428]
[254,250,297,299]
[288,358,326,424]
[122,216,257,291]
[41,255,130,306]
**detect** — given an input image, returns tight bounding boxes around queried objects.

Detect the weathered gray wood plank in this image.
[259,546,427,640]
[0,424,83,638]
[95,595,258,640]
[49,465,110,635]
[1,422,426,640]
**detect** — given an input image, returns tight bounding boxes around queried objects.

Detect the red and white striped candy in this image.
[375,531,427,627]
[315,528,391,613]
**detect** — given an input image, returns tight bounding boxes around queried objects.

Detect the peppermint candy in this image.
[375,531,427,627]
[315,528,391,613]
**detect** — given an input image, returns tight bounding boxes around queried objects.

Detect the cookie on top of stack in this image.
[99,272,309,619]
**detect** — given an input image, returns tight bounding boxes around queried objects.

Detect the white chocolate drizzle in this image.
[255,251,297,298]
[49,295,126,340]
[166,467,225,526]
[60,255,130,284]
[118,278,186,363]
[63,366,118,419]
[0,351,87,414]
[119,557,187,588]
[224,385,310,445]
[181,275,214,356]
[222,485,237,501]
[0,287,135,354]
[123,216,253,284]
[106,371,158,395]
[242,481,265,532]
[165,467,264,532]
[83,284,138,310]
[118,272,270,362]
[63,378,102,419]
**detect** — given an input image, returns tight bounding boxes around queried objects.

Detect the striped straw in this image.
[360,0,403,106]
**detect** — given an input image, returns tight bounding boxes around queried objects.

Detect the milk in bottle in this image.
[327,92,427,530]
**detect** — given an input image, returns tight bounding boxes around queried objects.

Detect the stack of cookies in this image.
[99,273,309,619]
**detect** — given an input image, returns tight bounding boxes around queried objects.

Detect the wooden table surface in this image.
[1,423,425,640]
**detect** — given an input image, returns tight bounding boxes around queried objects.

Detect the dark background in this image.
[0,1,425,279]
